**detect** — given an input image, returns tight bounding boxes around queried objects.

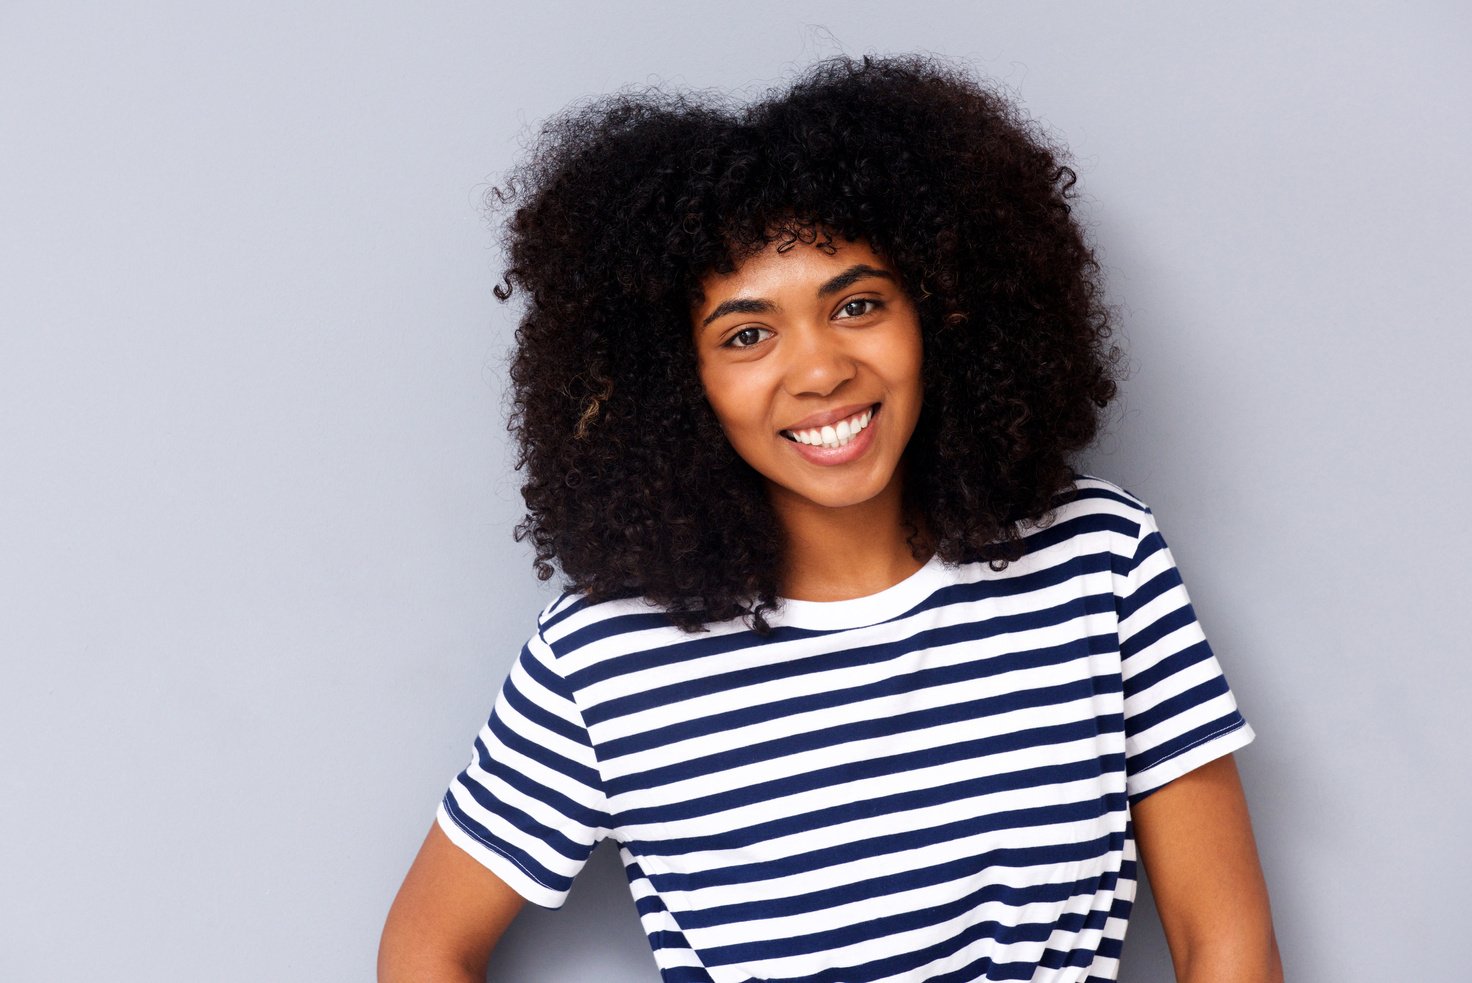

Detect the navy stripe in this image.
[640,754,1125,859]
[486,705,604,801]
[554,605,682,656]
[1115,560,1181,623]
[1063,481,1146,514]
[459,740,595,860]
[618,713,1124,831]
[782,898,1120,983]
[610,677,1125,805]
[1124,675,1232,739]
[1120,595,1198,660]
[678,807,1127,930]
[588,590,1115,731]
[1128,714,1248,777]
[1122,637,1214,702]
[565,617,793,693]
[1096,930,1125,960]
[1017,508,1139,559]
[644,795,1129,894]
[699,836,1124,966]
[481,716,608,829]
[567,544,1116,701]
[657,969,713,983]
[925,914,1115,982]
[538,592,593,634]
[600,630,1114,762]
[501,648,593,748]
[1125,526,1168,579]
[440,790,573,894]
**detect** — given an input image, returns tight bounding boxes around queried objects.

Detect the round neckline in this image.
[771,553,952,631]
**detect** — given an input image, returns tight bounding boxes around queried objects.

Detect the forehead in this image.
[693,239,894,309]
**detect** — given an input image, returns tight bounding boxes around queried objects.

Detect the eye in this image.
[724,326,773,349]
[837,297,883,319]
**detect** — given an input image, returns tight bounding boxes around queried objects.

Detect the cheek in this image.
[696,368,746,438]
[868,326,924,399]
[898,325,925,396]
[701,360,760,412]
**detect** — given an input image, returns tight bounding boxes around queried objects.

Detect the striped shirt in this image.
[439,478,1254,982]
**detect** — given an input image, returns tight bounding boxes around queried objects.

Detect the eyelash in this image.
[725,327,773,349]
[719,297,886,349]
[838,297,884,319]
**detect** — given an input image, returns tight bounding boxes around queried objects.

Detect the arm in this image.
[378,822,527,983]
[1132,754,1283,983]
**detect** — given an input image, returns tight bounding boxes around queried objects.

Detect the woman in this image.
[380,56,1281,982]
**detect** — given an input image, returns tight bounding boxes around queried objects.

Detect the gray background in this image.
[3,2,1468,980]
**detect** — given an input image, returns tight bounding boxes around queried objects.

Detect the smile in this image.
[781,405,877,449]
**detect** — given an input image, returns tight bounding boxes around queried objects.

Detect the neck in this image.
[771,475,928,602]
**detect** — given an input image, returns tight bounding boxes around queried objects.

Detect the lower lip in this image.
[784,406,880,466]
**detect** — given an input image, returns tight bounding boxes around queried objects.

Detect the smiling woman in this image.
[694,240,926,600]
[380,54,1281,983]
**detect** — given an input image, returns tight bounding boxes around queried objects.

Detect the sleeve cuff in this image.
[435,803,572,909]
[1126,720,1256,805]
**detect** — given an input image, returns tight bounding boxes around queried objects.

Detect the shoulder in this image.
[1019,474,1154,551]
[983,475,1169,590]
[1058,474,1151,523]
[527,589,750,683]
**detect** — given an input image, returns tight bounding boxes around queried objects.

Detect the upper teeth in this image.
[785,408,873,449]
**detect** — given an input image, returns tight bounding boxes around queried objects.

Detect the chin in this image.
[768,471,903,514]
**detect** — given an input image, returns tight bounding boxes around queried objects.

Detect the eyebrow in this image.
[699,264,897,329]
[817,264,895,298]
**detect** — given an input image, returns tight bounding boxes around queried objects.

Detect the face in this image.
[692,238,923,520]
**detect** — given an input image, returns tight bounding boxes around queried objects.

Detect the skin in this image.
[379,822,522,983]
[1133,756,1283,982]
[377,238,1282,983]
[691,239,927,600]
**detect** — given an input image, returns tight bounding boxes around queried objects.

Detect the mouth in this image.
[780,404,878,449]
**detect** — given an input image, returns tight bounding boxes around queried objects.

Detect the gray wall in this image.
[3,3,1468,980]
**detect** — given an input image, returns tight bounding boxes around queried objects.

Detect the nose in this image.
[783,325,856,397]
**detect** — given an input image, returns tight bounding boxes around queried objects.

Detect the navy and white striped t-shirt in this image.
[439,478,1254,982]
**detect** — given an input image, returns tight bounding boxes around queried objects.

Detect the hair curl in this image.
[496,55,1119,631]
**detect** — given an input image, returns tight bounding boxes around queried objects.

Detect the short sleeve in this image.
[1115,507,1254,805]
[436,625,611,908]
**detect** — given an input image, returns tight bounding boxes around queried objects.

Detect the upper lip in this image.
[779,402,878,433]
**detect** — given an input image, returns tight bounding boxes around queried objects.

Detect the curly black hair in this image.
[495,54,1119,631]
